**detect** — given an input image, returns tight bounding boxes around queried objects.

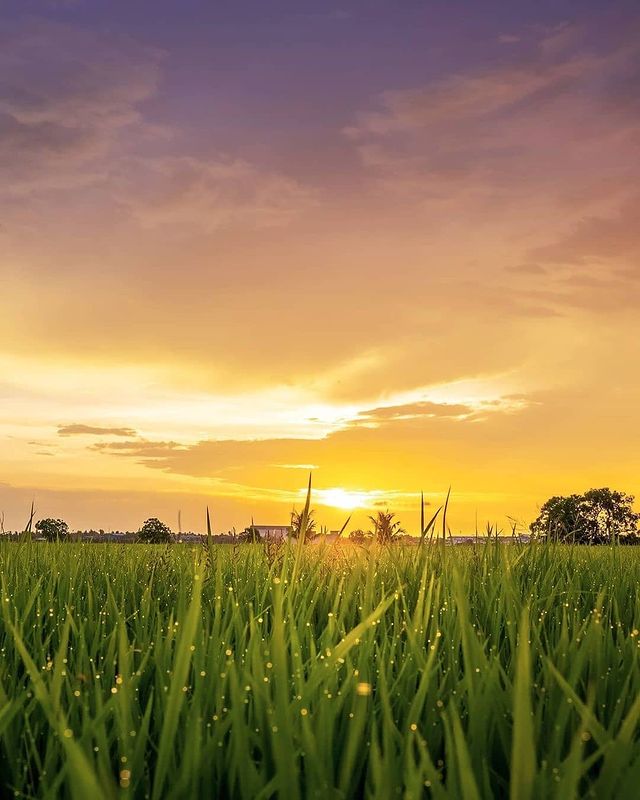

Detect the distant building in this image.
[253,525,292,540]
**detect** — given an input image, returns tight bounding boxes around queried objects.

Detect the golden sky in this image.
[2,3,639,533]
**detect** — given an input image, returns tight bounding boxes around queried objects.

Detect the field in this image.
[0,540,639,799]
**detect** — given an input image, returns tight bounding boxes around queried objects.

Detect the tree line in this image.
[6,487,639,545]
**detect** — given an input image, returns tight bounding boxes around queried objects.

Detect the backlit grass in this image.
[0,540,639,798]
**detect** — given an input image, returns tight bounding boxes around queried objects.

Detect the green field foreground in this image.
[0,541,639,798]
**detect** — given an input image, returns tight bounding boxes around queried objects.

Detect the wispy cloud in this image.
[91,440,186,455]
[0,17,313,233]
[351,401,476,426]
[115,155,314,233]
[0,18,162,194]
[346,20,640,216]
[58,424,138,437]
[531,194,640,266]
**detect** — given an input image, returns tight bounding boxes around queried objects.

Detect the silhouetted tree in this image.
[531,488,639,544]
[368,511,405,544]
[137,517,173,544]
[35,518,69,542]
[239,525,262,543]
[349,529,373,544]
[290,509,316,541]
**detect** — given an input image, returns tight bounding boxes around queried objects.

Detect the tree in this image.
[290,508,317,541]
[239,525,262,543]
[35,518,69,542]
[137,517,173,544]
[531,488,639,544]
[349,529,372,544]
[530,495,582,541]
[368,511,405,544]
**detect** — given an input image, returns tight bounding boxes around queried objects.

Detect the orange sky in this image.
[2,4,639,534]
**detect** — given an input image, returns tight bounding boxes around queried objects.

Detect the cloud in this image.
[0,17,312,232]
[531,195,640,266]
[352,400,475,425]
[86,386,528,486]
[359,59,590,134]
[346,19,640,214]
[91,439,186,455]
[342,13,640,327]
[506,194,640,313]
[0,17,163,194]
[57,424,139,437]
[89,436,321,483]
[115,155,314,232]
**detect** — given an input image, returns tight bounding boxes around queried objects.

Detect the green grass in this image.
[0,540,639,798]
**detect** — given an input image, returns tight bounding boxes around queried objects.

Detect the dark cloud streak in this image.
[58,424,138,437]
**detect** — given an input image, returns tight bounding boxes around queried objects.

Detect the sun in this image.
[315,487,369,511]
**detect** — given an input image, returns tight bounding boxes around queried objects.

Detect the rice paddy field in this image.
[0,540,639,799]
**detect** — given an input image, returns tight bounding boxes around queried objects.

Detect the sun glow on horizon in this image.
[315,487,378,511]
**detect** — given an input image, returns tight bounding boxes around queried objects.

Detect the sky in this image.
[1,0,639,534]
